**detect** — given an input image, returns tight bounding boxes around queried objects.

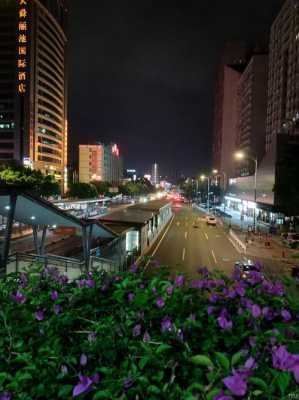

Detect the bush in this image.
[0,264,299,399]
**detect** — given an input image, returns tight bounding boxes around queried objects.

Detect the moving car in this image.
[234,260,263,280]
[206,215,216,226]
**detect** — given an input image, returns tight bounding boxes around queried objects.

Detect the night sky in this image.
[69,0,284,179]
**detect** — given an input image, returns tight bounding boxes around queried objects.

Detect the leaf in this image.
[231,351,243,366]
[0,372,11,387]
[147,385,161,394]
[134,293,148,307]
[58,385,73,398]
[138,356,149,370]
[206,388,221,400]
[93,390,112,399]
[252,390,263,397]
[276,371,291,395]
[215,352,230,371]
[249,377,268,391]
[190,355,214,368]
[156,344,172,355]
[186,383,205,393]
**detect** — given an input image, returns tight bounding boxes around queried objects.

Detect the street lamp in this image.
[234,151,258,232]
[200,170,218,213]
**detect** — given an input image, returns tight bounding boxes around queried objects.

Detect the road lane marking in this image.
[211,250,217,264]
[182,248,186,261]
[204,233,209,240]
[176,222,180,227]
[185,231,188,239]
[151,216,175,257]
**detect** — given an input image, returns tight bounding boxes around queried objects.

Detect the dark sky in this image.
[69,0,284,179]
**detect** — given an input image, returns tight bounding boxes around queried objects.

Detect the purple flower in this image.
[217,316,233,330]
[223,373,247,396]
[80,353,88,367]
[197,267,209,276]
[175,275,185,287]
[189,313,196,321]
[92,373,100,384]
[11,290,26,304]
[244,357,256,370]
[251,304,262,319]
[207,306,215,315]
[272,346,293,371]
[247,271,263,285]
[156,297,165,309]
[35,309,44,321]
[209,293,219,303]
[143,331,151,342]
[166,285,173,295]
[128,292,135,302]
[53,304,62,315]
[132,324,141,337]
[293,364,299,383]
[19,272,28,288]
[249,337,256,348]
[262,307,275,321]
[72,375,93,397]
[235,285,245,297]
[161,316,172,333]
[85,279,95,288]
[0,392,12,400]
[123,377,134,391]
[281,309,292,322]
[50,290,59,301]
[130,263,138,273]
[214,392,233,400]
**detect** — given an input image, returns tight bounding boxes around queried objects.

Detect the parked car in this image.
[281,232,299,248]
[206,215,216,226]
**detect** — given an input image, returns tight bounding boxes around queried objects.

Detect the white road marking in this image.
[204,232,209,240]
[211,250,217,264]
[182,248,186,261]
[151,216,175,257]
[185,231,188,239]
[176,222,180,227]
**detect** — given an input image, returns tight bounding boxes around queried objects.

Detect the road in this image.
[148,205,241,277]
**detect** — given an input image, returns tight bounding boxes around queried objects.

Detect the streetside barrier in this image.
[228,229,247,254]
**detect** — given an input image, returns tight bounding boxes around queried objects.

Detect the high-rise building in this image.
[79,143,123,185]
[236,54,268,168]
[0,0,69,189]
[266,0,299,152]
[212,42,252,183]
[151,163,159,186]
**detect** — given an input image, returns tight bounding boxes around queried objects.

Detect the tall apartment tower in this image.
[0,0,69,189]
[266,0,299,152]
[236,54,268,165]
[212,42,252,182]
[151,163,159,186]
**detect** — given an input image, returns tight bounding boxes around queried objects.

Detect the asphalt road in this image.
[148,205,241,277]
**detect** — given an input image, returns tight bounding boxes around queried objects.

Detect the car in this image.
[234,260,264,280]
[206,215,216,226]
[281,232,299,248]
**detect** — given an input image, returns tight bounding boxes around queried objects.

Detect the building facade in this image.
[266,0,299,152]
[151,163,159,186]
[0,0,69,189]
[236,54,268,168]
[79,143,123,185]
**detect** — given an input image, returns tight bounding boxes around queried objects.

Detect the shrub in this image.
[0,264,299,399]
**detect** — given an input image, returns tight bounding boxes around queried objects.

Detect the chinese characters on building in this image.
[17,0,28,94]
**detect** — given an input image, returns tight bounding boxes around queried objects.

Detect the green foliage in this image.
[120,178,155,196]
[68,182,98,199]
[91,181,112,196]
[0,266,299,399]
[0,166,60,197]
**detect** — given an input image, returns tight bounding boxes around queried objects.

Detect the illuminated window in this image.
[19,0,27,4]
[18,34,27,44]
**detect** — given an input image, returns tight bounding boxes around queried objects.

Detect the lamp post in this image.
[200,170,218,213]
[235,151,258,232]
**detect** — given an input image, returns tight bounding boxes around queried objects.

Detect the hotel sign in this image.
[17,0,28,94]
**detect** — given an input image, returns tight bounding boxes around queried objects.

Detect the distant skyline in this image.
[69,0,284,178]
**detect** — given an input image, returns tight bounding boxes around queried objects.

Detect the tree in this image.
[0,166,60,197]
[91,181,111,196]
[68,183,98,199]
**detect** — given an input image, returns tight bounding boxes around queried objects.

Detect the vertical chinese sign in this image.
[17,0,28,95]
